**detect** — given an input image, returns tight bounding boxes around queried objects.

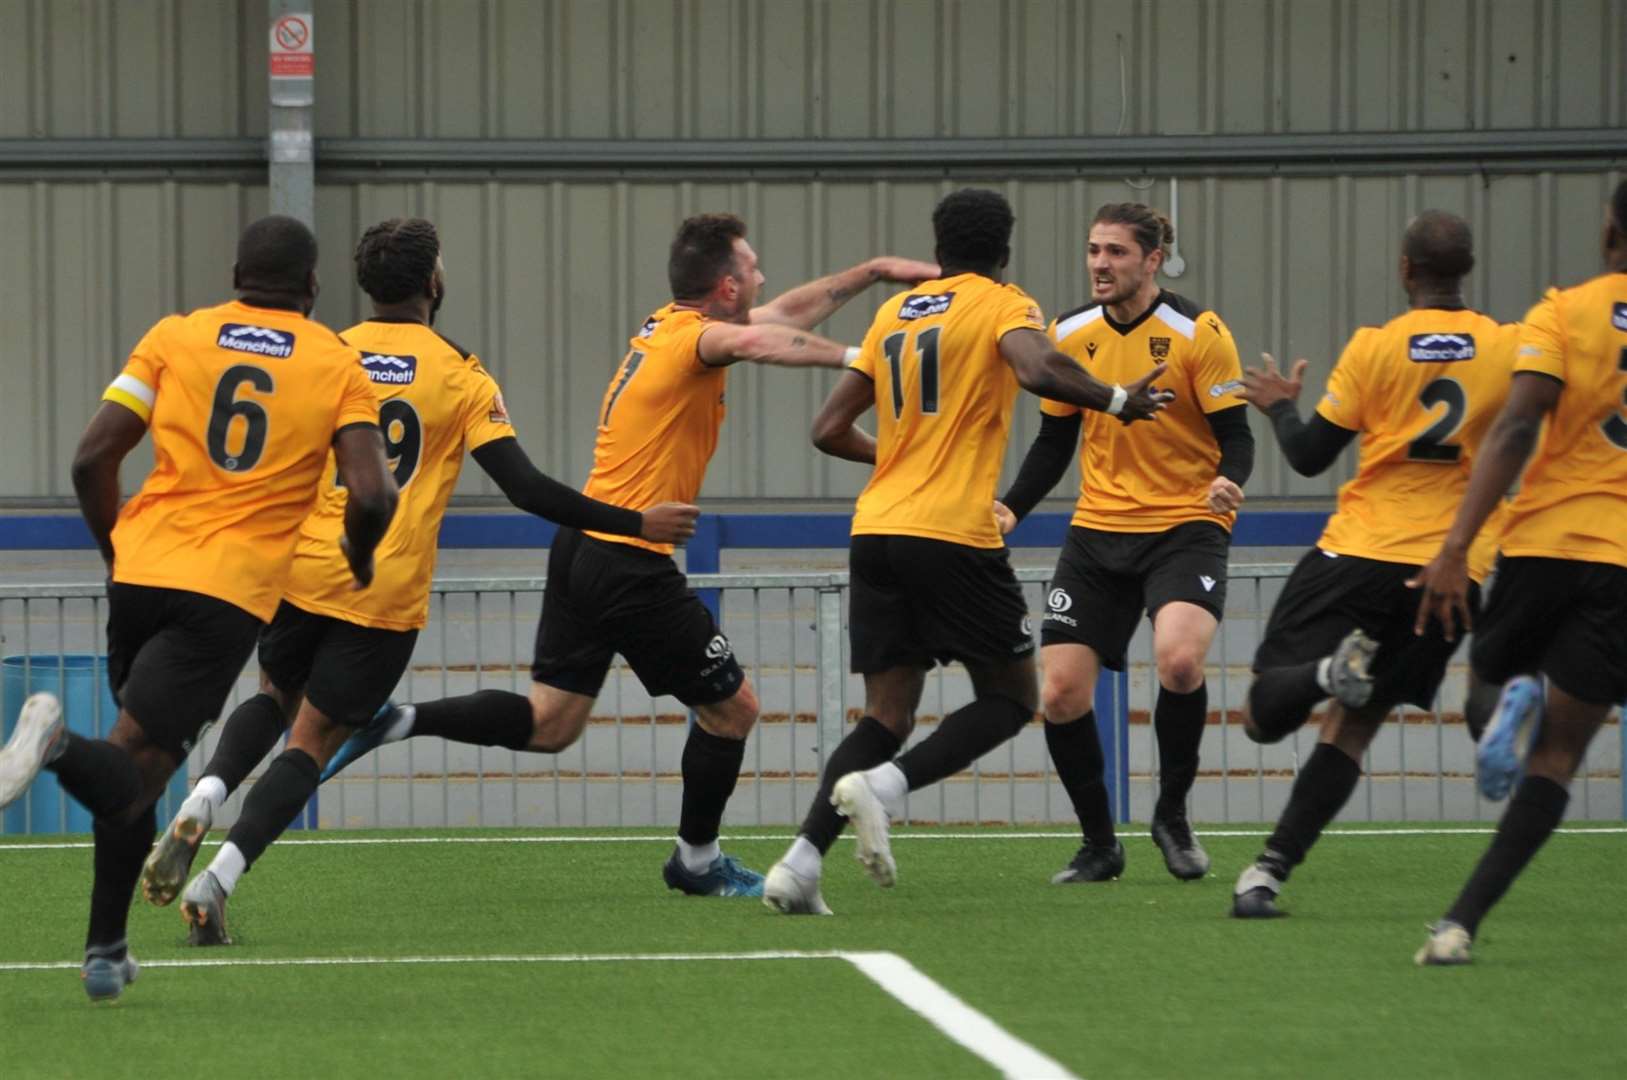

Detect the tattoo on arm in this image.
[791,335,808,348]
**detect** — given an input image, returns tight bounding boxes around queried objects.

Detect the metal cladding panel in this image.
[4,0,1623,139]
[6,170,1623,499]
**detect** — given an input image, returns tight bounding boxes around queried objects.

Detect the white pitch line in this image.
[0,948,1081,1078]
[0,825,1623,852]
[843,951,1080,1080]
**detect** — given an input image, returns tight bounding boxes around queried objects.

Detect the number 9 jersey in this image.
[103,300,379,622]
[281,319,516,630]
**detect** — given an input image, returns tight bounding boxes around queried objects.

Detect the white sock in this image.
[783,835,823,879]
[191,775,227,811]
[382,704,416,744]
[1314,656,1334,694]
[677,838,720,873]
[209,842,247,896]
[863,762,909,814]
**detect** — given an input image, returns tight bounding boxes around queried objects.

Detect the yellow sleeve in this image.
[461,361,516,452]
[992,287,1047,341]
[849,320,880,379]
[336,353,382,430]
[1515,290,1566,382]
[102,320,169,424]
[1315,331,1370,431]
[1192,312,1246,414]
[1038,320,1081,418]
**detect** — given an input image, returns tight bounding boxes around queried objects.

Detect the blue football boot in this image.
[320,701,400,783]
[662,848,765,897]
[1476,675,1545,801]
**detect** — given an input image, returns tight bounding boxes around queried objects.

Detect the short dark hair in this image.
[669,214,748,300]
[1091,203,1173,257]
[1612,178,1627,236]
[355,218,441,304]
[1403,210,1475,282]
[235,215,318,294]
[932,189,1014,272]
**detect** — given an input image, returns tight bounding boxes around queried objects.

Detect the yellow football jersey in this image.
[581,304,725,555]
[1498,273,1627,569]
[280,320,515,630]
[103,300,379,621]
[1314,307,1520,580]
[1040,292,1245,532]
[849,273,1047,548]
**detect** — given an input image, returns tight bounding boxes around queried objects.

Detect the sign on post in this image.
[269,11,314,106]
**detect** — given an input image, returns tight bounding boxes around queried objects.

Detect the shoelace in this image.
[716,856,762,889]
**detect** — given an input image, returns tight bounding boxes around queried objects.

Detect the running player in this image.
[1225,210,1517,919]
[145,218,697,942]
[0,216,395,1000]
[323,213,940,898]
[993,203,1253,884]
[763,188,1173,914]
[1411,181,1627,965]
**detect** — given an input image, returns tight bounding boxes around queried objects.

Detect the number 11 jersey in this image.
[104,300,378,622]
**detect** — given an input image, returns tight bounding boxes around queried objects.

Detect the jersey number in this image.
[336,399,422,490]
[880,326,942,419]
[1407,377,1467,463]
[206,364,274,471]
[602,351,644,426]
[1602,347,1627,451]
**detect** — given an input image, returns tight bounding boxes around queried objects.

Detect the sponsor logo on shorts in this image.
[704,634,732,660]
[217,323,294,358]
[1613,303,1627,332]
[1208,379,1244,399]
[361,352,418,385]
[1408,333,1475,362]
[1020,616,1033,638]
[1149,336,1171,359]
[1047,587,1073,613]
[1199,574,1217,592]
[898,292,955,320]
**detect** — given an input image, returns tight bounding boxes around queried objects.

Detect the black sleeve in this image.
[998,412,1082,523]
[1204,404,1256,486]
[1265,401,1358,477]
[470,437,644,537]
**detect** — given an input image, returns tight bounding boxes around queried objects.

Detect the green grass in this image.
[0,824,1622,1079]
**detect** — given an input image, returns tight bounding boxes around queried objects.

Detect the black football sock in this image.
[85,802,156,953]
[1045,714,1117,848]
[677,724,747,847]
[222,748,320,870]
[1246,662,1325,743]
[201,692,287,795]
[800,716,903,855]
[1260,742,1362,874]
[46,734,143,822]
[1444,775,1568,936]
[895,695,1032,792]
[1154,682,1207,819]
[409,690,534,750]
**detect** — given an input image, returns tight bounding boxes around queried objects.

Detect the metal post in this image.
[267,4,315,226]
[1095,669,1130,822]
[816,587,845,771]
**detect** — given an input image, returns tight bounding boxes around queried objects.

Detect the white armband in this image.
[843,347,862,365]
[1106,384,1128,416]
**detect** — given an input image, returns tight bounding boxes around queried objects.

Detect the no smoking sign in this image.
[270,13,313,78]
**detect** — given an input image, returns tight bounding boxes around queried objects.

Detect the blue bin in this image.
[1,655,188,834]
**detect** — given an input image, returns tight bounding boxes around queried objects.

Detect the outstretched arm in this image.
[1239,353,1355,477]
[70,402,148,570]
[810,369,879,464]
[998,328,1173,421]
[698,322,855,369]
[750,257,940,330]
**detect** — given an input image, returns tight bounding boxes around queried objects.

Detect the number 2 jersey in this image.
[1313,307,1520,580]
[282,319,516,630]
[103,299,379,622]
[848,272,1048,549]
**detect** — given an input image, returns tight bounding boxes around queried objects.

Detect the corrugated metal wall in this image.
[2,0,1624,501]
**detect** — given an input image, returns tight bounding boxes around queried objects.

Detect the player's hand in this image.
[992,500,1017,536]
[1118,363,1176,423]
[641,502,700,545]
[341,534,375,590]
[1406,546,1472,642]
[1240,352,1307,412]
[1207,477,1244,514]
[868,257,942,285]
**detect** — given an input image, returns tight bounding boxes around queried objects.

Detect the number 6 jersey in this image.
[281,319,516,630]
[103,299,379,621]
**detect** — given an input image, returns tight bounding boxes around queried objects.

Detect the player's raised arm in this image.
[749,257,941,330]
[332,423,399,587]
[1240,351,1357,477]
[810,368,879,464]
[471,437,698,546]
[70,401,150,571]
[998,326,1173,421]
[697,321,855,369]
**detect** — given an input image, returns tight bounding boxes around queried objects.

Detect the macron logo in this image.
[361,353,418,385]
[217,323,294,358]
[1408,333,1475,362]
[1199,575,1216,592]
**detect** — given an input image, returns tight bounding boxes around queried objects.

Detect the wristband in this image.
[1106,384,1128,416]
[843,346,861,365]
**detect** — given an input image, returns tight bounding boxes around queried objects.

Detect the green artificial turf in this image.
[0,824,1621,1079]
